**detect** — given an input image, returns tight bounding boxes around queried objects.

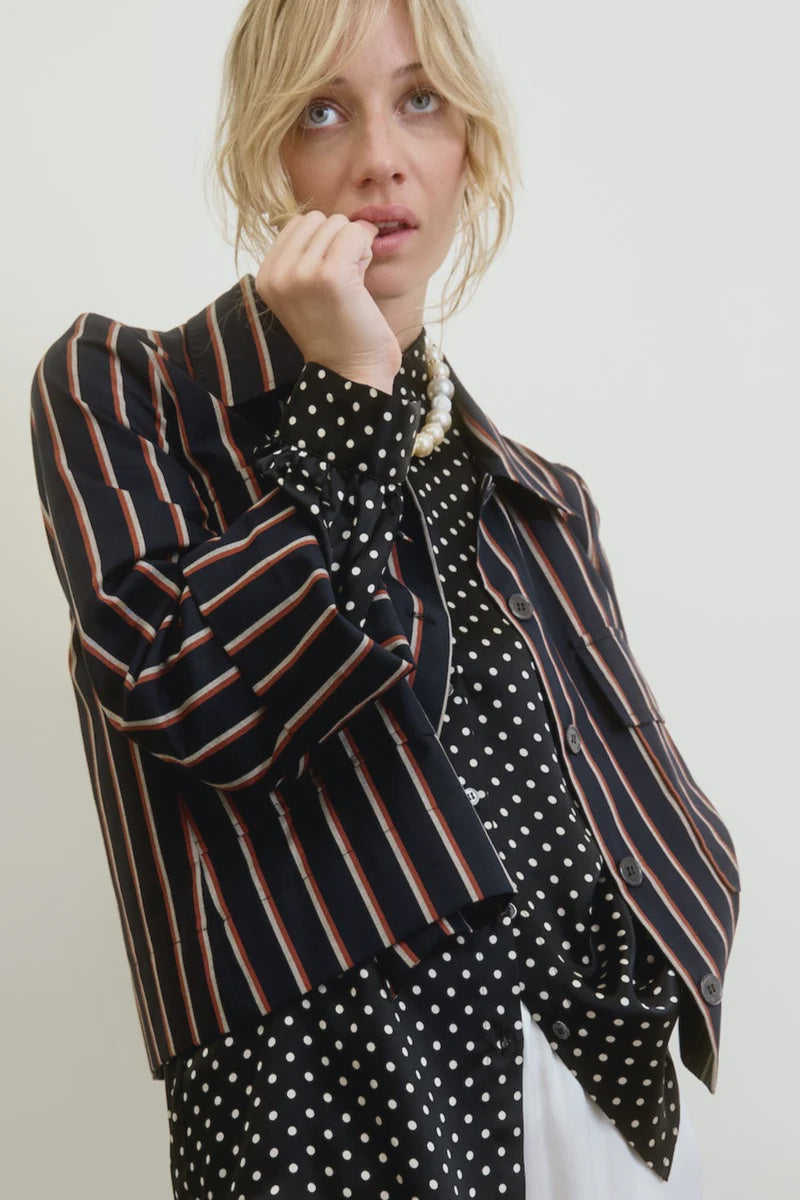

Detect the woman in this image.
[30,0,740,1196]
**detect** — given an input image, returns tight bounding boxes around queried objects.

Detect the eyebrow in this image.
[329,61,424,87]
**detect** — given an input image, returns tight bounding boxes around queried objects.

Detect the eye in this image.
[297,86,444,130]
[302,101,338,129]
[406,87,443,114]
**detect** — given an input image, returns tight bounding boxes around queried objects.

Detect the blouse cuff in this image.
[278,361,423,483]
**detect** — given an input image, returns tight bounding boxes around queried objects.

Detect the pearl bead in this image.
[428,378,455,402]
[427,410,452,435]
[410,335,452,458]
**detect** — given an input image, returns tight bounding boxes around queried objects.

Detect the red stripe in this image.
[198,534,315,613]
[272,777,355,970]
[130,745,199,1047]
[376,700,488,901]
[182,804,272,1011]
[339,726,439,929]
[221,792,314,994]
[178,801,229,1036]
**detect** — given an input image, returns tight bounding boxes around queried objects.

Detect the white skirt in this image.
[520,998,704,1197]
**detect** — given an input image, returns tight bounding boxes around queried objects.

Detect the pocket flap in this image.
[570,625,663,727]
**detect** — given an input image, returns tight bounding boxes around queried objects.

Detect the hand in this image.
[255,211,402,393]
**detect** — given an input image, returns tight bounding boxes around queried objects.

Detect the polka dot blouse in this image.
[163,330,684,1197]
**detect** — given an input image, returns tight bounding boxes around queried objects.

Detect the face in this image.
[280,0,469,339]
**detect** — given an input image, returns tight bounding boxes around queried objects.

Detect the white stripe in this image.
[130,742,201,1045]
[240,275,278,391]
[39,330,157,639]
[67,639,161,1063]
[267,783,352,972]
[99,720,177,1056]
[198,532,317,613]
[216,790,312,993]
[253,604,339,696]
[116,666,240,729]
[226,567,330,653]
[184,502,295,573]
[186,821,230,1032]
[337,725,439,925]
[206,301,260,503]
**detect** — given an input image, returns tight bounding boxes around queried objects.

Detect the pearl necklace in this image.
[411,335,454,457]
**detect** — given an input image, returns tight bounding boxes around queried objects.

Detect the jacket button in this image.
[552,1020,571,1040]
[508,592,534,619]
[465,787,482,805]
[619,855,644,886]
[700,973,723,1005]
[565,724,582,753]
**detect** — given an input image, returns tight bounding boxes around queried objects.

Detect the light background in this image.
[2,0,798,1195]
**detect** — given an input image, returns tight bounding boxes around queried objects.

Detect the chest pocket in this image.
[569,624,663,727]
[569,622,740,893]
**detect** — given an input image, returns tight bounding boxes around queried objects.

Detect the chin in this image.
[366,264,417,289]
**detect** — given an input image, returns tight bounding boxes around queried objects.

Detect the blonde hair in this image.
[206,0,522,325]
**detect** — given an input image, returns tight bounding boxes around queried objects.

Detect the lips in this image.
[348,204,419,230]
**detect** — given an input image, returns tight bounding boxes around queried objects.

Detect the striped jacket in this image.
[30,274,740,1088]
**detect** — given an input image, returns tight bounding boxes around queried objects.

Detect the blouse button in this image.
[465,787,482,805]
[508,592,534,619]
[552,1020,571,1041]
[447,681,455,697]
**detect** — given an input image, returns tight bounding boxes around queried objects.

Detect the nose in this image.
[350,112,406,189]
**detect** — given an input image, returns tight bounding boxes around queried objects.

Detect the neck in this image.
[398,323,424,352]
[371,282,427,352]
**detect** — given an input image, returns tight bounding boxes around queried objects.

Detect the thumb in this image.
[352,218,378,282]
[356,244,374,283]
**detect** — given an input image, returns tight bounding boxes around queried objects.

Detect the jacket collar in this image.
[183,274,577,518]
[445,357,578,518]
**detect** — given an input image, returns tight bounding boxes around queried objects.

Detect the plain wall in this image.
[2,1,798,1195]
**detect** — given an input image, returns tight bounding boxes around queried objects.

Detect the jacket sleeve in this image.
[30,312,417,793]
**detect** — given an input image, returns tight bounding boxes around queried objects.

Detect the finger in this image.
[312,217,379,272]
[257,212,328,298]
[297,212,369,269]
[272,210,329,261]
[273,212,345,278]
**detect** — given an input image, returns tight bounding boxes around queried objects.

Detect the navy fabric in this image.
[29,275,739,1100]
